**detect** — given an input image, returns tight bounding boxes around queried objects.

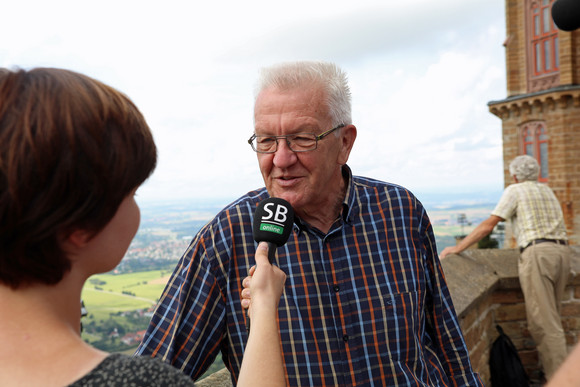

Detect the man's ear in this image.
[338,124,357,165]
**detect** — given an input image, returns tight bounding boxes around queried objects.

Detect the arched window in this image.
[520,121,549,182]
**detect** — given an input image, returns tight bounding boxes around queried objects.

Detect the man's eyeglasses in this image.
[248,125,345,154]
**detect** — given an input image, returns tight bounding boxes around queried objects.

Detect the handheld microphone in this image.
[252,197,295,263]
[246,197,294,332]
[552,0,580,31]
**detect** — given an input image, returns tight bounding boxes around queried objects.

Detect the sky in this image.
[2,0,508,206]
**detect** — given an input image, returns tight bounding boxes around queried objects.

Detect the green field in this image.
[82,269,171,321]
[81,268,225,379]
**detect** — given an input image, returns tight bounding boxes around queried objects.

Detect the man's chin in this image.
[268,190,301,208]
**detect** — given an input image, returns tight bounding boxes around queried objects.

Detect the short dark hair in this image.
[0,68,157,288]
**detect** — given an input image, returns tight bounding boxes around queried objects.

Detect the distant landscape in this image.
[81,193,501,379]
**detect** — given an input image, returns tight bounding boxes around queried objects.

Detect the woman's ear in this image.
[61,229,93,253]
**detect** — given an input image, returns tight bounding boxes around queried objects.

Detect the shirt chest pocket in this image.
[370,290,423,362]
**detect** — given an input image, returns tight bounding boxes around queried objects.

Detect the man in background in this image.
[138,61,482,386]
[441,154,571,380]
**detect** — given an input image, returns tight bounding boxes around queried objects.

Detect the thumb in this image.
[255,242,271,266]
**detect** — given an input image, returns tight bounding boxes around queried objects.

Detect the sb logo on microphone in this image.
[259,202,289,235]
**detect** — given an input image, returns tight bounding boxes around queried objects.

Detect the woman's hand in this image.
[241,242,286,318]
[238,242,287,387]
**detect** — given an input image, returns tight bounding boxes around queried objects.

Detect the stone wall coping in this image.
[441,246,580,318]
[196,368,232,387]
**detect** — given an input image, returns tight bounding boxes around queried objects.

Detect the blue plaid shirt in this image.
[136,166,482,386]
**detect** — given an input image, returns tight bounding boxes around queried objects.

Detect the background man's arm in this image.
[439,215,503,259]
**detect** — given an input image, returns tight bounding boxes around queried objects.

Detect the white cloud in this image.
[347,20,506,195]
[1,0,507,203]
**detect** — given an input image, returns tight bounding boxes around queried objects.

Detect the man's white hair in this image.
[509,155,540,182]
[254,61,352,127]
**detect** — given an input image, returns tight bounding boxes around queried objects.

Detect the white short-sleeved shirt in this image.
[492,181,567,248]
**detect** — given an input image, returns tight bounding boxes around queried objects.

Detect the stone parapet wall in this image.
[443,246,580,384]
[196,369,231,387]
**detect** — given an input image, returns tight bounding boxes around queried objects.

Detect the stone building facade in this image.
[488,0,580,246]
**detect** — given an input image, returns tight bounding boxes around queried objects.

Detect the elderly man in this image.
[441,154,571,380]
[138,61,482,386]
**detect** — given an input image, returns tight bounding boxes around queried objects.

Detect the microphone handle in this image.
[267,241,277,263]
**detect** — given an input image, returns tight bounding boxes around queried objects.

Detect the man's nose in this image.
[273,139,297,167]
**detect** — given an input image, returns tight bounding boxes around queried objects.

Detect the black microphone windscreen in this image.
[552,0,580,31]
[252,197,294,247]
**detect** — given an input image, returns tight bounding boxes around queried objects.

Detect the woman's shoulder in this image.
[68,353,195,386]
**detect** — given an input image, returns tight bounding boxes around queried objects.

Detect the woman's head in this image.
[0,68,157,288]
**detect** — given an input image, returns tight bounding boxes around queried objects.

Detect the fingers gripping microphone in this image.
[252,197,294,263]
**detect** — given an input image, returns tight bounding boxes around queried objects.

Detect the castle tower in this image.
[488,0,580,246]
